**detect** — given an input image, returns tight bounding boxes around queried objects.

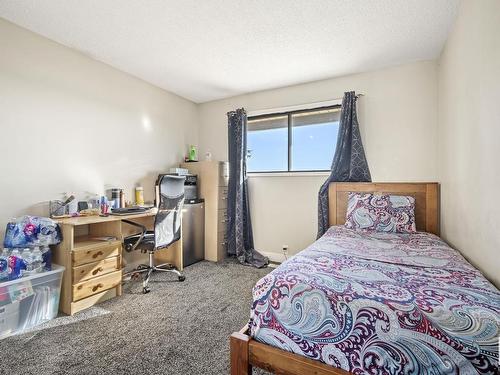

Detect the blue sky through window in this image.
[292,122,338,170]
[247,126,287,171]
[247,120,339,172]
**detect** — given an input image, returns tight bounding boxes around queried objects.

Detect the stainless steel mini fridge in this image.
[182,199,205,267]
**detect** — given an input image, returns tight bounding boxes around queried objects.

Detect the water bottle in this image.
[0,248,9,281]
[21,248,35,276]
[9,248,20,261]
[8,248,26,280]
[41,242,52,271]
[32,247,43,273]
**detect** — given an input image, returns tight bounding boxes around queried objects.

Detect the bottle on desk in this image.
[120,189,125,208]
[135,186,144,206]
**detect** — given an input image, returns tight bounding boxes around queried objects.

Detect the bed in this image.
[230,182,500,375]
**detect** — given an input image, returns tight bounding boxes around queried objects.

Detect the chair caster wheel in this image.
[143,287,150,294]
[178,275,186,282]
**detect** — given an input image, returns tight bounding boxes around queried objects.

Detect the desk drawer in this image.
[73,257,120,283]
[218,230,227,245]
[217,231,228,256]
[218,187,228,209]
[73,270,121,301]
[219,162,229,186]
[73,242,121,266]
[218,209,228,230]
[219,175,229,187]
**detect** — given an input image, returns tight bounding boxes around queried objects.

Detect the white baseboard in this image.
[260,251,286,264]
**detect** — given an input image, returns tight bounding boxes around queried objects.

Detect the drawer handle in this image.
[93,251,104,258]
[92,267,104,275]
[92,283,104,292]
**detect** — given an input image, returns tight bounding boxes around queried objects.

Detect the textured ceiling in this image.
[0,0,459,103]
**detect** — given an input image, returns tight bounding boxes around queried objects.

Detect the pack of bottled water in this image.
[0,241,52,282]
[1,216,59,283]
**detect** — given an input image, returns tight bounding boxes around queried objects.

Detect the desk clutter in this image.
[0,216,64,339]
[0,162,225,337]
[49,186,152,219]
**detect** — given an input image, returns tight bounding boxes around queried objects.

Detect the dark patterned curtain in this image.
[317,91,371,238]
[227,108,268,268]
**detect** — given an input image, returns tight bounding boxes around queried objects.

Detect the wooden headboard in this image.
[328,182,440,235]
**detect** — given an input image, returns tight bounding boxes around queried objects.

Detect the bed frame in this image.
[230,182,440,375]
[329,182,439,235]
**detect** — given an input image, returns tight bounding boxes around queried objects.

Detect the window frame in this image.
[247,104,341,174]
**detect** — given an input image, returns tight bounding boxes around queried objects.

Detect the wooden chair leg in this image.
[230,332,252,375]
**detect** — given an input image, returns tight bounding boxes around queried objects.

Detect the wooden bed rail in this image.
[230,330,251,375]
[230,327,351,375]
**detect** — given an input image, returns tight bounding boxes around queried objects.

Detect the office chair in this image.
[123,175,186,294]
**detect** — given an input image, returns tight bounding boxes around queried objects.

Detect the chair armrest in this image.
[122,219,147,252]
[122,219,147,232]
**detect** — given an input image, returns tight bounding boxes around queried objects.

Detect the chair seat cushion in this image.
[124,231,155,251]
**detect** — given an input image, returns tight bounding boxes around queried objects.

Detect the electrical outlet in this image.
[282,245,289,260]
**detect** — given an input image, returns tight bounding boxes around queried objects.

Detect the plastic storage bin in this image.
[0,264,64,339]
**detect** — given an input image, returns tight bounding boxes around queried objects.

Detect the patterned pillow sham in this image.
[345,192,417,233]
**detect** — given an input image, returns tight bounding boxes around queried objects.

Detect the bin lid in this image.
[0,264,65,288]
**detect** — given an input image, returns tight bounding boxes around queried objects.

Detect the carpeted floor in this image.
[0,260,271,375]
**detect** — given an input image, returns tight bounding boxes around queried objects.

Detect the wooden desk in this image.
[53,210,183,315]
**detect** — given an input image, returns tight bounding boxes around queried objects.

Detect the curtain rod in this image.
[247,93,364,117]
[315,93,365,101]
[326,93,364,100]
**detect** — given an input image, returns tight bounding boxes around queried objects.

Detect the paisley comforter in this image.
[249,226,499,374]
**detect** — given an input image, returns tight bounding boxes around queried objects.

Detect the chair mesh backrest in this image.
[154,175,185,249]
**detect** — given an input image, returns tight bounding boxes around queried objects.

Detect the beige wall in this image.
[0,19,198,242]
[7,8,496,286]
[438,0,500,286]
[198,61,439,260]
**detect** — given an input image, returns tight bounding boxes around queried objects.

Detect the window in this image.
[247,105,341,172]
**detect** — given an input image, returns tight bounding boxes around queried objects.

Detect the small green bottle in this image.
[189,145,198,161]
